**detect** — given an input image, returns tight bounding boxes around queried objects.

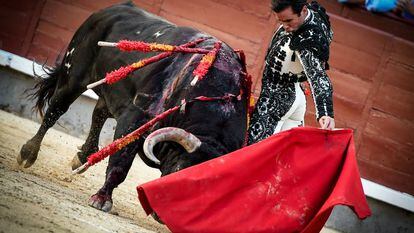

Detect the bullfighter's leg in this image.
[71,98,112,171]
[18,88,84,168]
[273,83,306,133]
[89,108,147,212]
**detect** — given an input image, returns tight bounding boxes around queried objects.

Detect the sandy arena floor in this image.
[0,110,339,233]
[0,110,169,233]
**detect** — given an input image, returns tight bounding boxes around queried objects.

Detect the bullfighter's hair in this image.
[270,0,307,14]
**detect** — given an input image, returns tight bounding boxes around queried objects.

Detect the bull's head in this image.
[143,127,203,175]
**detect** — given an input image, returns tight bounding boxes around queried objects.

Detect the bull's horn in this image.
[143,127,202,165]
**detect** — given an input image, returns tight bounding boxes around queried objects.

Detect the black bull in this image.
[18,2,248,212]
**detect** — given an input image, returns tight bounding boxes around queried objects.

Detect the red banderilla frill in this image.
[72,104,182,174]
[72,94,241,175]
[87,38,207,89]
[113,40,210,54]
[191,42,222,86]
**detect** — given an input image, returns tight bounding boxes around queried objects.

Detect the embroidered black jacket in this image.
[247,1,335,144]
[265,1,335,120]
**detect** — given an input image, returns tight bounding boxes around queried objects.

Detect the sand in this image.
[0,110,168,233]
[0,110,340,233]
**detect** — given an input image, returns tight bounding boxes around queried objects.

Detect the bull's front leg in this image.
[88,142,141,212]
[89,108,147,212]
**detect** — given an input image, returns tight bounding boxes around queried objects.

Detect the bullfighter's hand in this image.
[319,116,335,130]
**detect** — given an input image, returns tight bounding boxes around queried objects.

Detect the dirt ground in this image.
[0,110,169,233]
[0,110,339,233]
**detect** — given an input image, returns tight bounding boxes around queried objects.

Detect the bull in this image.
[18,2,248,212]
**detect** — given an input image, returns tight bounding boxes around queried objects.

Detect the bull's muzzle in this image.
[143,127,202,165]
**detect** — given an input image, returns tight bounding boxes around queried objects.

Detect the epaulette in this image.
[290,25,330,64]
[289,1,332,69]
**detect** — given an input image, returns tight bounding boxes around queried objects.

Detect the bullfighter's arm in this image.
[296,49,334,121]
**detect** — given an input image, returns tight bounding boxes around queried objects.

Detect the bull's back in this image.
[60,2,176,88]
[71,3,244,125]
[87,4,211,116]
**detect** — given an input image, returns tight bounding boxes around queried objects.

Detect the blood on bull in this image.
[18,2,250,213]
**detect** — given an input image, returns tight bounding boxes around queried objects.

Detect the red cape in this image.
[137,128,371,233]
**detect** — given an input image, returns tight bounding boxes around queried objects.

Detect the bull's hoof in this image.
[17,142,40,168]
[71,155,84,173]
[74,145,97,172]
[88,193,113,212]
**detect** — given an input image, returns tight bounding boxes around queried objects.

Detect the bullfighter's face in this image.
[274,6,308,33]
